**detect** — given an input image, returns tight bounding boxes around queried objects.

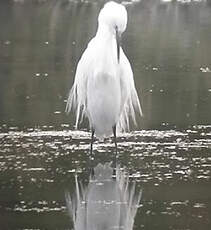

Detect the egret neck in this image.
[96,24,120,65]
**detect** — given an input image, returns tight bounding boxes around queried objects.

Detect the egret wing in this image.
[66,40,95,128]
[118,50,143,132]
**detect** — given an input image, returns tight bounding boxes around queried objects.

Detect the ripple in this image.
[0,125,210,229]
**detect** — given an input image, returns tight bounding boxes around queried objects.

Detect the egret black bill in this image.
[115,26,121,63]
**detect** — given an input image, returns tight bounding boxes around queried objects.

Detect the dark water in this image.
[0,0,211,229]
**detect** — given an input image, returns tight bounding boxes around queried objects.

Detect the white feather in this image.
[66,1,142,138]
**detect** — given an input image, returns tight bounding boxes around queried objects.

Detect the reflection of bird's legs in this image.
[112,125,118,167]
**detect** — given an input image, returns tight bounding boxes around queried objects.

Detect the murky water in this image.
[0,125,211,229]
[0,0,211,229]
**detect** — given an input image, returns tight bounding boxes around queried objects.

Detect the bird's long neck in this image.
[96,23,115,40]
[95,24,118,64]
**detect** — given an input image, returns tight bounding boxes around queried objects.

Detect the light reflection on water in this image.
[0,124,211,229]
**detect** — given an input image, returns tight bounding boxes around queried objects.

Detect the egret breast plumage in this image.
[66,1,142,154]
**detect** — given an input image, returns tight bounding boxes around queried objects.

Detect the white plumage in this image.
[66,1,142,139]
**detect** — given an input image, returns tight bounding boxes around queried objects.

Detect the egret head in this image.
[98,1,127,62]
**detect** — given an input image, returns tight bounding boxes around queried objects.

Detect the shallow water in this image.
[0,125,211,229]
[0,0,211,229]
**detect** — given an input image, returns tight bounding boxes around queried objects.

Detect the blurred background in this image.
[0,0,211,229]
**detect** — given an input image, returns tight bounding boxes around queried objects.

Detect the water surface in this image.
[0,0,211,229]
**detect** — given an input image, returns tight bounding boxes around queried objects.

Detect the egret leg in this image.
[90,129,95,156]
[112,125,118,168]
[89,129,95,175]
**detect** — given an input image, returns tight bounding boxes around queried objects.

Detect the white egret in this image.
[66,1,142,158]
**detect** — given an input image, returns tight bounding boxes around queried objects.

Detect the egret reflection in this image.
[66,163,142,230]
